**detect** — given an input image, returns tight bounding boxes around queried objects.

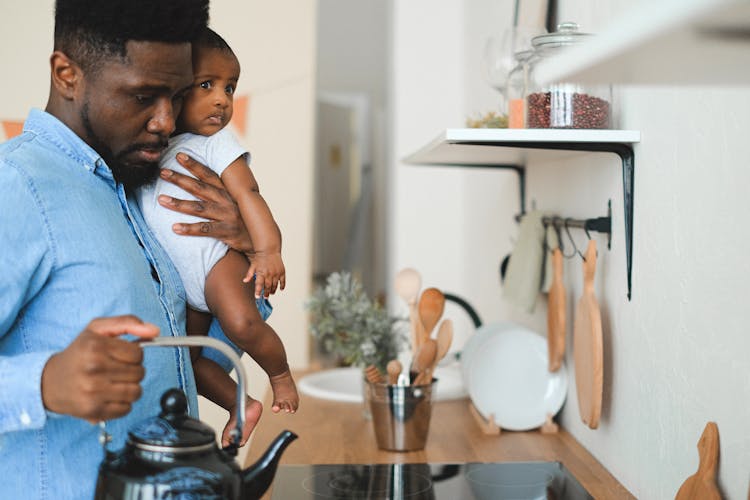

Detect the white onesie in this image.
[137,129,249,312]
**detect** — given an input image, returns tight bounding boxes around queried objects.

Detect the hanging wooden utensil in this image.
[418,288,445,345]
[675,422,721,500]
[394,268,422,354]
[573,239,603,429]
[547,248,566,372]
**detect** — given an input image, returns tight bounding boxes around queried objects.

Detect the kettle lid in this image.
[128,388,215,449]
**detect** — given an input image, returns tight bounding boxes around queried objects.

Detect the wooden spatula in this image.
[675,422,721,500]
[573,240,603,429]
[418,288,445,345]
[547,248,566,372]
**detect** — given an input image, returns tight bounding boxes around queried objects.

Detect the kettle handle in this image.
[140,336,248,452]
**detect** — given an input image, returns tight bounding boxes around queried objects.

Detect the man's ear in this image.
[50,51,83,100]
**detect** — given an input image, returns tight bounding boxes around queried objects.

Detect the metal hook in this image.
[564,218,586,261]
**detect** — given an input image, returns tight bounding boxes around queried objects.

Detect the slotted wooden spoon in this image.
[573,240,603,429]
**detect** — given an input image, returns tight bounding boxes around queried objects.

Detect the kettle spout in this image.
[242,430,297,499]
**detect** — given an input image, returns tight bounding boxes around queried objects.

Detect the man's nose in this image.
[146,99,176,136]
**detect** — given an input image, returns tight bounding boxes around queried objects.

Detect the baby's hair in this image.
[193,27,236,57]
[54,0,209,76]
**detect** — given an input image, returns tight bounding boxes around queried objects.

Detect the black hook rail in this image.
[541,201,612,250]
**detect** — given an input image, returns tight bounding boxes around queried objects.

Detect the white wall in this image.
[389,0,750,498]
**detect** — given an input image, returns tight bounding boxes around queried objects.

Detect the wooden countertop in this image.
[245,373,634,499]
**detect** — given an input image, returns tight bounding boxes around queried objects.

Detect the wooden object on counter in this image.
[469,401,559,436]
[573,240,604,429]
[547,247,566,372]
[468,400,500,435]
[675,422,722,500]
[247,371,634,499]
[541,413,560,434]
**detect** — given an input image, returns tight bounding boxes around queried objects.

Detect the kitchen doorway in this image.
[313,0,390,299]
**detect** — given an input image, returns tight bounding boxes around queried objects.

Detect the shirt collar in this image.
[23,108,114,181]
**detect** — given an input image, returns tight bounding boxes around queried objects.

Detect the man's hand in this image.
[41,316,159,423]
[157,153,253,254]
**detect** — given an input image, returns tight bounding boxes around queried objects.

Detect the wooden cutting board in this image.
[573,240,603,429]
[547,248,566,372]
[675,422,721,500]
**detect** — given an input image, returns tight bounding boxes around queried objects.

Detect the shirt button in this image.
[20,411,31,426]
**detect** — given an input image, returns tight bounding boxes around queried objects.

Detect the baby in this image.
[137,27,298,445]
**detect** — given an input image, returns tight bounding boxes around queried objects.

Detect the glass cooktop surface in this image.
[270,461,593,499]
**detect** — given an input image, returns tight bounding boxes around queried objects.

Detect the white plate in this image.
[298,365,467,403]
[460,321,515,389]
[467,326,568,431]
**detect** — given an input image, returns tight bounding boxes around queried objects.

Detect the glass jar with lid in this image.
[526,22,612,129]
[507,49,535,128]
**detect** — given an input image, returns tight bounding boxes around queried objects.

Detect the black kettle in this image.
[94,336,297,499]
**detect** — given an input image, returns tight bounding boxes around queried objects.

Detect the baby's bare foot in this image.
[222,397,263,447]
[269,371,299,414]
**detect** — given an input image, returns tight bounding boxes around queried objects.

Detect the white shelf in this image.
[535,0,750,86]
[404,128,640,167]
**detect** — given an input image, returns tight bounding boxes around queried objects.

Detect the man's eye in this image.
[199,81,212,90]
[135,95,153,104]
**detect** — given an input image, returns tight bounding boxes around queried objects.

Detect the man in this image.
[0,1,255,497]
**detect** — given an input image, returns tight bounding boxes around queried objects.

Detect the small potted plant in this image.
[306,271,406,374]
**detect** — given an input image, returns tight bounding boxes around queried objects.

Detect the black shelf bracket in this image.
[459,140,635,301]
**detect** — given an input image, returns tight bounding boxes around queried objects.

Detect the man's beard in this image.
[80,103,164,190]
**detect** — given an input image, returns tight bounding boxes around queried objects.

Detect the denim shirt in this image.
[0,109,199,499]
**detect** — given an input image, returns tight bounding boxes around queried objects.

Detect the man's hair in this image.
[54,0,210,74]
[193,27,235,56]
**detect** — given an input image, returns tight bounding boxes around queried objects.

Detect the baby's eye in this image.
[199,81,212,90]
[225,85,235,95]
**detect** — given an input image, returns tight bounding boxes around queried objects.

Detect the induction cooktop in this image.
[270,461,593,499]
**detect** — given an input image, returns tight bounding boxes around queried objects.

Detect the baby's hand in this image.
[244,251,286,298]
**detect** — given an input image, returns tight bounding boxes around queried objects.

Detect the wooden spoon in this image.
[394,268,422,353]
[573,240,603,429]
[432,319,454,372]
[547,248,566,372]
[418,288,445,346]
[675,422,721,500]
[386,359,402,385]
[411,339,437,385]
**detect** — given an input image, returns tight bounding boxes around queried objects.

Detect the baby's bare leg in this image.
[205,249,298,413]
[188,307,263,439]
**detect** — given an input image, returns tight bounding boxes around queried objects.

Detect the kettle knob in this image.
[160,388,188,416]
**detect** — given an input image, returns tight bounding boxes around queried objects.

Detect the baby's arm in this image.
[221,157,285,298]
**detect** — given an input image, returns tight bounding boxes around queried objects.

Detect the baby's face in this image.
[177,47,241,136]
